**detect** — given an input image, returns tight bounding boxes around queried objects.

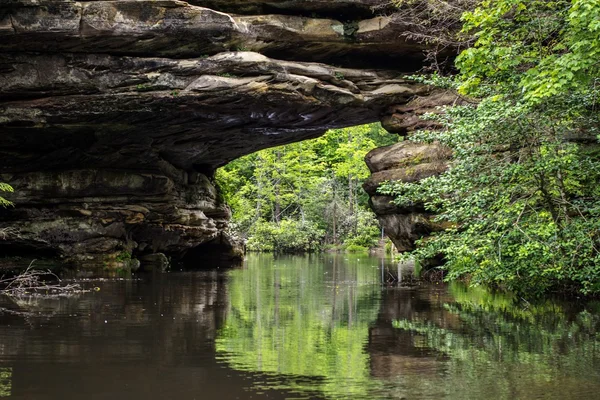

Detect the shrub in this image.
[246,219,325,253]
[344,244,369,253]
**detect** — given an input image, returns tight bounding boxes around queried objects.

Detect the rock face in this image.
[0,0,457,270]
[0,0,433,69]
[364,141,451,252]
[365,90,462,253]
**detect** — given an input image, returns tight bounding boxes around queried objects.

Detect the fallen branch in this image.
[0,306,35,317]
[0,261,88,297]
[0,227,19,240]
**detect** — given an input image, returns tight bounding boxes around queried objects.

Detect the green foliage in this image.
[382,0,600,296]
[458,0,600,103]
[384,238,395,254]
[0,368,11,397]
[217,124,395,253]
[391,282,600,398]
[135,84,152,92]
[342,209,381,248]
[115,251,132,262]
[246,219,325,253]
[0,183,14,208]
[344,244,369,253]
[216,254,383,398]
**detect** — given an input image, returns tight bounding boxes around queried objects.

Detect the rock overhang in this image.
[0,0,457,269]
[0,50,432,173]
[0,0,437,69]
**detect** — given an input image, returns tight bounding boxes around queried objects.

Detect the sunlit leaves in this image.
[458,0,600,104]
[216,124,396,252]
[383,0,600,295]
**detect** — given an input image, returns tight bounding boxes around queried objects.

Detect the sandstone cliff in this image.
[0,0,458,270]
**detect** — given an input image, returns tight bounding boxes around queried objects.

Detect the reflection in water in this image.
[384,283,600,399]
[217,255,600,400]
[0,255,598,399]
[0,368,11,398]
[0,271,279,400]
[216,254,383,398]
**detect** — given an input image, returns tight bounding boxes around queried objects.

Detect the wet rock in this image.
[139,253,171,272]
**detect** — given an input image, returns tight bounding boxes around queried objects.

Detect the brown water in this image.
[0,253,599,400]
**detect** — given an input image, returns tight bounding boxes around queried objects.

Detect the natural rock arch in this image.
[0,0,458,270]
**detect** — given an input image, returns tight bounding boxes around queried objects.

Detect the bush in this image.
[246,219,325,253]
[344,244,369,253]
[341,210,381,249]
[0,183,13,208]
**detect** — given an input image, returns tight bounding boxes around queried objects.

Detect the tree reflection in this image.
[216,255,600,400]
[0,368,11,398]
[390,283,600,399]
[215,254,383,398]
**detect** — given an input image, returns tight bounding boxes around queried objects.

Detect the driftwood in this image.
[0,227,19,240]
[0,261,87,297]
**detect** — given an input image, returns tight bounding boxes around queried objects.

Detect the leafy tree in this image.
[216,123,396,253]
[380,0,600,295]
[246,219,325,253]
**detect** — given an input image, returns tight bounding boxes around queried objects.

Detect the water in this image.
[0,253,599,399]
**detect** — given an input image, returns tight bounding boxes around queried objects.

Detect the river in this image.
[0,254,599,399]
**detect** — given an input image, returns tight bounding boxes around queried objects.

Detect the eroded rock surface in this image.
[0,0,433,69]
[365,89,463,252]
[0,0,458,269]
[363,141,451,252]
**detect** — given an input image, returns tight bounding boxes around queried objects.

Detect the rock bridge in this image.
[0,0,458,270]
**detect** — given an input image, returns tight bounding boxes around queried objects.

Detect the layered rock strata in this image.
[0,0,442,269]
[0,0,459,269]
[364,141,451,252]
[0,0,435,69]
[364,90,461,253]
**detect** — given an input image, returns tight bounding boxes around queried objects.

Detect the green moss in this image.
[135,84,153,92]
[115,251,132,262]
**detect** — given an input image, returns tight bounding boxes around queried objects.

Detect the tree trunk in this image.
[274,150,281,223]
[333,199,337,245]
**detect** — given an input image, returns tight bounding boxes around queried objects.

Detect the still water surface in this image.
[0,254,599,399]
